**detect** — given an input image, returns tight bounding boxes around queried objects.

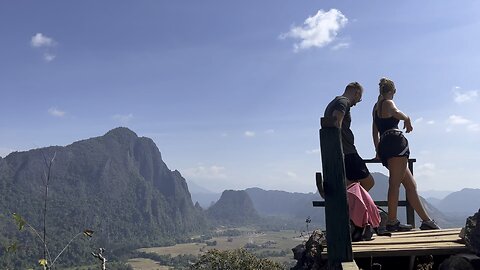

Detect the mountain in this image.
[438,188,480,215]
[368,173,455,228]
[206,190,260,226]
[245,187,324,223]
[0,127,207,267]
[244,173,456,229]
[190,192,222,209]
[418,190,453,200]
[187,179,222,208]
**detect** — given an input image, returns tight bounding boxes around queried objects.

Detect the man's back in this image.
[324,96,357,155]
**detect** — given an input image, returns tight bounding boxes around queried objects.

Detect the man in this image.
[323,82,375,191]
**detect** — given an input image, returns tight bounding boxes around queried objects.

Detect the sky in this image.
[1,1,480,194]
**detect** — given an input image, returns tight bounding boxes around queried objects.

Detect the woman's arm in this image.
[372,105,380,157]
[385,100,413,133]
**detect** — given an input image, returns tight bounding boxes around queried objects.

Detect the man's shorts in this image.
[344,153,370,181]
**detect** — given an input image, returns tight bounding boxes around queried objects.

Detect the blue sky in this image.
[1,1,480,193]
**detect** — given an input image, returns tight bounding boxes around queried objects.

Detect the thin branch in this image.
[50,231,83,267]
[10,212,53,265]
[40,151,56,268]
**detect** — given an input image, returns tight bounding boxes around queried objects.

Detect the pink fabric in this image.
[347,182,380,228]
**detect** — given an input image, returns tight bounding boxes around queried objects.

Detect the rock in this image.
[464,209,480,256]
[291,230,327,270]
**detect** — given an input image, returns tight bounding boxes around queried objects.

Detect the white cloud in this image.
[48,107,66,117]
[447,115,471,125]
[280,9,348,52]
[467,123,480,132]
[43,53,56,62]
[244,131,256,137]
[221,133,228,137]
[414,117,424,124]
[416,163,436,178]
[306,148,320,154]
[31,33,58,62]
[31,33,56,47]
[453,89,478,104]
[265,129,275,134]
[183,165,227,179]
[113,113,134,124]
[331,42,350,50]
[286,171,298,179]
[446,115,479,133]
[427,120,435,125]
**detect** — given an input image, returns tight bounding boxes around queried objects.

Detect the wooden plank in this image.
[352,228,463,245]
[341,261,360,270]
[313,200,408,207]
[352,237,462,246]
[353,246,468,258]
[321,228,466,259]
[316,172,325,199]
[320,117,353,265]
[387,228,461,237]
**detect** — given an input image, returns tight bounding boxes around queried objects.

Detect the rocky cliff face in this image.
[0,127,206,262]
[206,190,260,225]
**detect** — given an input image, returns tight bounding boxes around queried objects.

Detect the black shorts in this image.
[344,153,370,181]
[378,131,410,167]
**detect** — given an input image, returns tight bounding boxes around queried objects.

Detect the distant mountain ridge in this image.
[0,127,207,267]
[437,188,480,214]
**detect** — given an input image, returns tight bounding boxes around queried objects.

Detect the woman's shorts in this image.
[378,130,410,167]
[344,153,370,181]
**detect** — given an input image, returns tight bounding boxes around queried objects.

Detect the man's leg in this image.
[345,153,375,191]
[358,174,374,191]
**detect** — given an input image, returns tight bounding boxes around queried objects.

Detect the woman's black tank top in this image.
[374,99,399,134]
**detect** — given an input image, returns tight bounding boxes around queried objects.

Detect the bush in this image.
[191,249,284,270]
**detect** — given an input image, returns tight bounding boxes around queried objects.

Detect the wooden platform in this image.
[352,228,466,258]
[322,228,467,259]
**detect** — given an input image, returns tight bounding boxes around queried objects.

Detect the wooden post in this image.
[407,159,415,226]
[319,117,353,268]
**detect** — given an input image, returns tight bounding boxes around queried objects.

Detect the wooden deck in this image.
[353,228,466,258]
[323,228,467,259]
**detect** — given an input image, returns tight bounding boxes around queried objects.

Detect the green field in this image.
[130,228,307,268]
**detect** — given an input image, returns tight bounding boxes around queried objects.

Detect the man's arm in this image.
[332,110,345,129]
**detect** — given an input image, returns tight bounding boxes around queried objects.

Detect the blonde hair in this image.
[379,77,395,95]
[376,77,395,104]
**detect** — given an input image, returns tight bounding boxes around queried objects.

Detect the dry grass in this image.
[134,229,304,267]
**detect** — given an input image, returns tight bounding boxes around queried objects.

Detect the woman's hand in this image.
[404,117,413,133]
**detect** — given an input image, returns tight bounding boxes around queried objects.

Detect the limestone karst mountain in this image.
[206,189,260,225]
[0,127,207,267]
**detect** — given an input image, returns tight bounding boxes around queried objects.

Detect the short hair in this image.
[345,82,363,92]
[379,77,395,95]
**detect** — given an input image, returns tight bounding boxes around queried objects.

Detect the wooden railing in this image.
[313,117,416,269]
[313,158,416,226]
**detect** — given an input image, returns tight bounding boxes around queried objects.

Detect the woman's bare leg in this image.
[387,157,408,222]
[402,168,431,221]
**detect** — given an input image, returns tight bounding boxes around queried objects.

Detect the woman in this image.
[372,78,440,231]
